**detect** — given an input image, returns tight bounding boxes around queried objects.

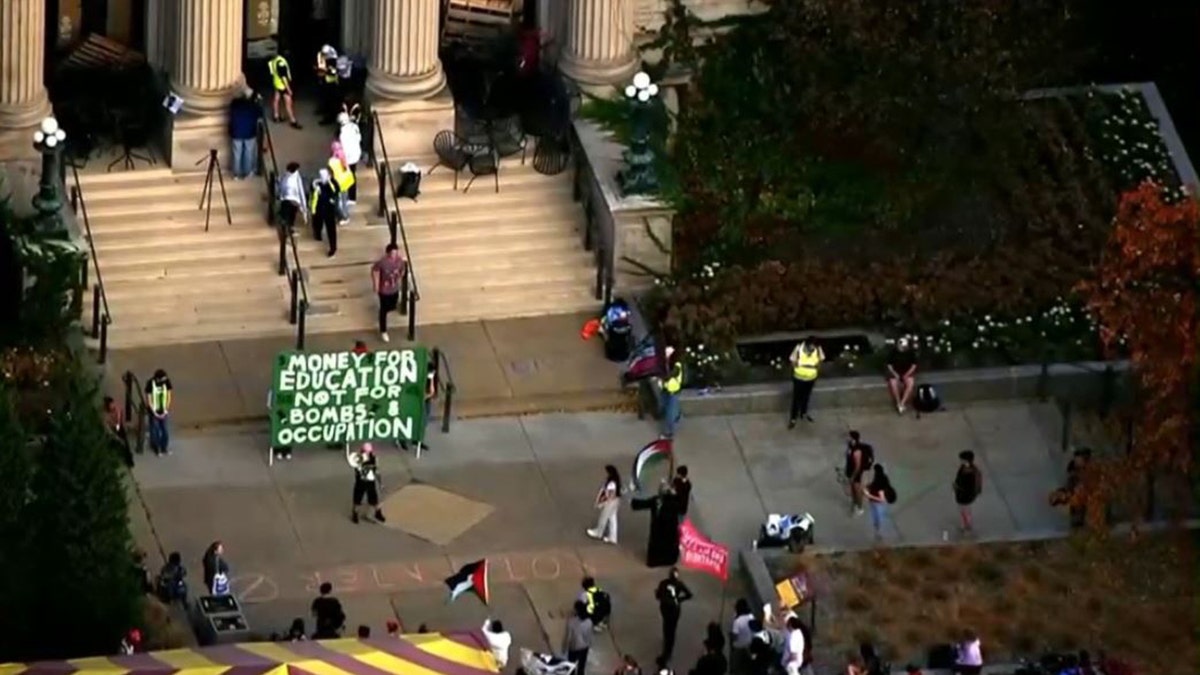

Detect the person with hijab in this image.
[201,541,229,594]
[327,141,355,224]
[587,464,622,544]
[631,481,684,567]
[309,167,340,257]
[336,112,362,204]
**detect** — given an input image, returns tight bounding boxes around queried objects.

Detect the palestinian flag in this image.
[631,438,674,493]
[444,559,489,604]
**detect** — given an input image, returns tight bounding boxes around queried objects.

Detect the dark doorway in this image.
[277,0,343,85]
[81,0,109,37]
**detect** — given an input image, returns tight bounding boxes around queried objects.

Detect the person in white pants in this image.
[587,465,622,544]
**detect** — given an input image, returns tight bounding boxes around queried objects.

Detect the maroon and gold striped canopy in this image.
[1,634,498,675]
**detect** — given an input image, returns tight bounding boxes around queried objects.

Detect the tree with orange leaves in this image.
[1078,180,1200,522]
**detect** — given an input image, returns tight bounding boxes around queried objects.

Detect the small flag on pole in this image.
[444,559,490,604]
[631,438,674,493]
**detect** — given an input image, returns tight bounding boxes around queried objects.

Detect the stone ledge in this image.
[680,360,1130,417]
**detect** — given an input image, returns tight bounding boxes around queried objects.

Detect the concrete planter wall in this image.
[678,360,1130,417]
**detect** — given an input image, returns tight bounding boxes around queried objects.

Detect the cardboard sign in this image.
[269,348,427,446]
[679,518,730,581]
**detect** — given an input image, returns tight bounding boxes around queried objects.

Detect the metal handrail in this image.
[68,163,111,363]
[431,347,457,433]
[257,115,309,348]
[568,124,614,305]
[370,111,421,303]
[122,370,150,455]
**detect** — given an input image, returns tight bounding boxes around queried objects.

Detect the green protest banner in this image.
[269,348,428,447]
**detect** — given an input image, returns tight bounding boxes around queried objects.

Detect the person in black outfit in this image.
[655,567,694,666]
[672,465,692,517]
[953,450,983,535]
[201,541,228,594]
[311,582,346,639]
[310,168,340,257]
[631,483,685,567]
[349,443,386,523]
[690,636,728,675]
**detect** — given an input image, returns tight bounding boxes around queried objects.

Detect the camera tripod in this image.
[196,149,232,232]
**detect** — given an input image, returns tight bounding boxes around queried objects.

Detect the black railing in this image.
[122,370,149,456]
[256,117,309,349]
[568,124,614,305]
[430,347,457,433]
[371,109,419,341]
[68,163,111,364]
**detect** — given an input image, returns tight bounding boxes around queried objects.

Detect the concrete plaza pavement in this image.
[105,311,633,430]
[128,400,1072,672]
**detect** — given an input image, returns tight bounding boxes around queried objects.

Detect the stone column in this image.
[341,0,373,57]
[560,0,639,89]
[171,0,244,115]
[0,0,53,130]
[366,0,446,101]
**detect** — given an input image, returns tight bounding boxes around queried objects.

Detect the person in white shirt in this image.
[729,599,756,673]
[586,464,622,544]
[336,112,363,204]
[481,618,512,669]
[277,162,306,230]
[781,617,806,675]
[953,630,983,675]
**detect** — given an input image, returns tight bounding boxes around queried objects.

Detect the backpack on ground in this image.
[884,483,898,504]
[914,384,941,413]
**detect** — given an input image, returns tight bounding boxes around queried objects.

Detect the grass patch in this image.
[777,533,1197,672]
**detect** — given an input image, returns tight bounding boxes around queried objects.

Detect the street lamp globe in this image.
[647,84,659,97]
[637,90,650,102]
[40,117,59,136]
[625,85,637,98]
[33,131,45,144]
[632,71,651,90]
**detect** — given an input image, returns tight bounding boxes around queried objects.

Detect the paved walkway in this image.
[106,312,631,429]
[128,400,1071,672]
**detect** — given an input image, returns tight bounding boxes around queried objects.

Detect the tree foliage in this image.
[1078,181,1200,515]
[0,386,33,645]
[669,0,1079,259]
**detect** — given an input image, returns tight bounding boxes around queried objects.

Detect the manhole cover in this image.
[509,359,539,376]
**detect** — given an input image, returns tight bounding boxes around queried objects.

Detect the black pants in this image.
[566,648,589,675]
[314,209,337,253]
[348,163,358,201]
[660,608,680,663]
[110,432,134,468]
[790,377,816,420]
[319,81,339,122]
[280,200,299,228]
[352,479,379,506]
[378,292,399,333]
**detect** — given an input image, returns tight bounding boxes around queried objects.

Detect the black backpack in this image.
[915,384,941,413]
[845,443,875,476]
[884,482,898,504]
[591,588,612,623]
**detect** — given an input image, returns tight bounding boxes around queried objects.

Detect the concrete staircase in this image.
[77,168,293,348]
[294,155,600,333]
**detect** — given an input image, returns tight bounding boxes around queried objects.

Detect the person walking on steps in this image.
[371,244,407,343]
[268,50,301,129]
[336,112,362,205]
[228,87,261,180]
[656,567,694,667]
[953,451,983,536]
[309,168,340,258]
[788,337,824,428]
[314,45,341,125]
[587,465,622,544]
[145,369,173,456]
[278,162,306,232]
[328,141,355,224]
[348,443,386,524]
[659,346,684,439]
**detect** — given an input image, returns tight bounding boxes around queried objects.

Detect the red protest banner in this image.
[678,518,730,581]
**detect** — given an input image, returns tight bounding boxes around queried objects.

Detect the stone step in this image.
[89,226,280,252]
[104,316,298,348]
[86,294,289,329]
[307,284,600,329]
[296,232,585,269]
[76,171,253,201]
[82,190,265,220]
[101,252,280,282]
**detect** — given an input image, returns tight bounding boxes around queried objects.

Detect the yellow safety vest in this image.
[268,55,290,91]
[664,363,683,394]
[793,347,820,381]
[329,159,355,191]
[583,586,599,615]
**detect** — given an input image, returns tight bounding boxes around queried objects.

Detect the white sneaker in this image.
[586,528,601,540]
[898,404,906,414]
[348,200,357,205]
[381,332,390,343]
[602,537,617,545]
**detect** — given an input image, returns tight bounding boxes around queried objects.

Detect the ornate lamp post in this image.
[32,116,68,236]
[618,71,661,196]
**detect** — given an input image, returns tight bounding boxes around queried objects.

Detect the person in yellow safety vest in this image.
[788,336,825,428]
[144,369,174,456]
[267,50,301,129]
[328,141,355,224]
[315,44,340,125]
[659,346,684,439]
[577,577,610,628]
